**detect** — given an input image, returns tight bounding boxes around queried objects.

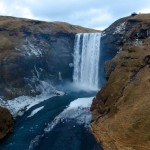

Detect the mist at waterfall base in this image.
[0,33,103,150]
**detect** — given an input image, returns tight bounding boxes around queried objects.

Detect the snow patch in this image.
[27,106,44,118]
[113,22,126,34]
[101,31,106,37]
[16,39,42,56]
[44,97,94,133]
[132,39,143,46]
[68,97,93,108]
[0,81,64,117]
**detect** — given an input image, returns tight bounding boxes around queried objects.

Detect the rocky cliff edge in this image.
[91,14,150,150]
[0,16,98,139]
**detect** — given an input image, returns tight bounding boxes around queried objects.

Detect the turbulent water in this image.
[73,33,101,90]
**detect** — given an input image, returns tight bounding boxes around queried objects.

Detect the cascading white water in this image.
[73,33,101,90]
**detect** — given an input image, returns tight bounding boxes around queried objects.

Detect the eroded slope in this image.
[91,14,150,150]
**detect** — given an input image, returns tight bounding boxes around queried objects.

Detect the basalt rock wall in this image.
[0,16,97,99]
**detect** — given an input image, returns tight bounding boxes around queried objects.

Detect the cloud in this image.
[0,1,7,14]
[138,8,150,13]
[0,0,150,29]
[66,8,113,29]
[0,1,35,19]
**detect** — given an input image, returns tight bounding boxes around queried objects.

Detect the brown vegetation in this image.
[91,14,150,150]
[0,107,13,140]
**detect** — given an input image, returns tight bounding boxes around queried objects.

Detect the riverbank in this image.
[0,89,102,150]
[0,81,64,117]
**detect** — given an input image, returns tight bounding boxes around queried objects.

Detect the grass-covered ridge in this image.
[91,13,150,150]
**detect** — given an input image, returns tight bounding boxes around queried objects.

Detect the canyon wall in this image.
[0,16,97,139]
[91,14,150,150]
[0,16,97,100]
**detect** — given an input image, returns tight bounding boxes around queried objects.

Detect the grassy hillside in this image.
[91,14,150,150]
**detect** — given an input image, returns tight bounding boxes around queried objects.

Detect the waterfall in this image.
[73,33,101,90]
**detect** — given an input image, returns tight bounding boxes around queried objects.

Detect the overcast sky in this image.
[0,0,150,30]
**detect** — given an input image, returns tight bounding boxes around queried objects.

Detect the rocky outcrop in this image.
[91,14,150,150]
[0,16,97,99]
[0,107,13,140]
[99,16,130,86]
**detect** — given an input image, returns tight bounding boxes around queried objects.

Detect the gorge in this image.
[0,16,103,150]
[0,13,150,150]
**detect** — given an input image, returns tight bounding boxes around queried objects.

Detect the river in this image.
[0,86,102,150]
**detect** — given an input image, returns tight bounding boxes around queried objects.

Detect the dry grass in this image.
[0,16,98,33]
[91,14,150,150]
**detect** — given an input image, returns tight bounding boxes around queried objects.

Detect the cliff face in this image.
[0,16,97,100]
[91,14,150,150]
[0,16,97,139]
[99,16,130,86]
